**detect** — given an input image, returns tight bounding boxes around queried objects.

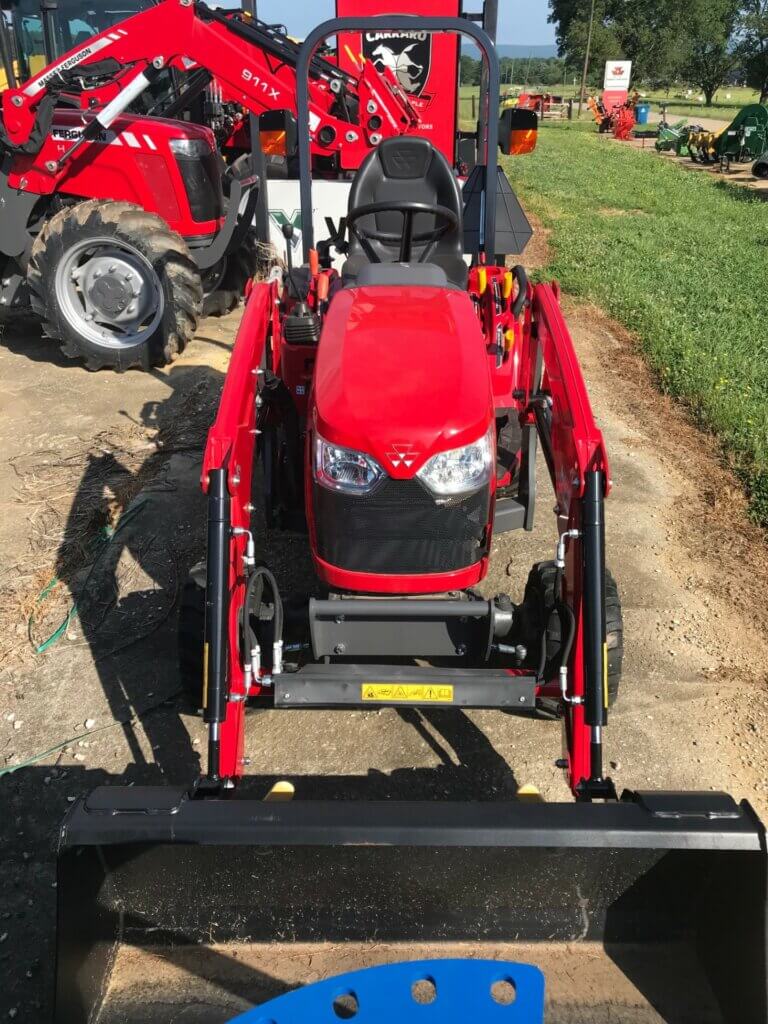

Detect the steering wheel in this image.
[346,201,458,265]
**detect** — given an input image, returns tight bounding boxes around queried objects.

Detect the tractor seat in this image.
[341,137,467,289]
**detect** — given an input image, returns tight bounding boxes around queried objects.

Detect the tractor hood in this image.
[313,284,493,478]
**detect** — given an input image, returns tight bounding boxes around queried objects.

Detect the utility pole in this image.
[578,0,597,117]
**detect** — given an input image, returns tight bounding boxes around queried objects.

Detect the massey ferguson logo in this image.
[611,65,626,76]
[386,443,420,469]
[363,30,431,96]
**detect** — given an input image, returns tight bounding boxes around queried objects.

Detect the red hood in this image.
[313,285,493,478]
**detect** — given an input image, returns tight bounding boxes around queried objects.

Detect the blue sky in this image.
[249,2,557,47]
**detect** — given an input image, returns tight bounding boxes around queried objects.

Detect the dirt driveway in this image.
[1,282,767,1021]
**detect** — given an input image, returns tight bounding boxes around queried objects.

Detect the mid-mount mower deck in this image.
[53,15,767,1024]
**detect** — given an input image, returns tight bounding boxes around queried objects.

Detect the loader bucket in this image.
[55,787,767,1024]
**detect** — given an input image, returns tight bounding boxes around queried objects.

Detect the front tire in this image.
[28,200,203,371]
[525,560,624,706]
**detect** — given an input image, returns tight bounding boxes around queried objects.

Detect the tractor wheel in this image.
[524,560,624,707]
[28,200,202,371]
[201,229,263,317]
[201,154,270,317]
[178,563,206,709]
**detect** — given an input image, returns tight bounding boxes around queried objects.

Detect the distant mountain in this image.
[462,44,559,59]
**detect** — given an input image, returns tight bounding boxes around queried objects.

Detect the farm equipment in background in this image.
[587,91,637,140]
[655,119,699,156]
[688,104,768,172]
[52,15,768,1024]
[753,151,768,178]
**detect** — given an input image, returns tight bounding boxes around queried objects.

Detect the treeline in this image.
[460,55,570,88]
[549,0,768,106]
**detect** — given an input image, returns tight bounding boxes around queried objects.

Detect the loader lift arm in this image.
[0,0,420,183]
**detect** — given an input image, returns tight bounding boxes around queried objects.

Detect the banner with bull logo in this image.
[362,30,432,96]
[335,0,459,163]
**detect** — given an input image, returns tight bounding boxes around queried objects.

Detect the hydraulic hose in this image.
[241,564,284,678]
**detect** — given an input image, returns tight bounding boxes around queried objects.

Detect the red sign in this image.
[335,0,460,163]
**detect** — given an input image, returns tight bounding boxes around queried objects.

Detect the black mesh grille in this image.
[314,477,490,575]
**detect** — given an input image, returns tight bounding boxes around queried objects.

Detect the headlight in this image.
[169,136,213,158]
[417,425,494,496]
[314,435,384,494]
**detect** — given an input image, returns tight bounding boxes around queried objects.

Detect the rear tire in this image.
[202,229,263,317]
[525,560,623,706]
[178,565,206,709]
[28,200,202,371]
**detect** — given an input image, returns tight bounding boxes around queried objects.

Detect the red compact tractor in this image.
[55,17,767,1024]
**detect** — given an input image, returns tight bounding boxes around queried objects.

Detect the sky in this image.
[248,2,557,47]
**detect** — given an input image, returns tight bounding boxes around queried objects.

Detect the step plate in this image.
[274,665,536,709]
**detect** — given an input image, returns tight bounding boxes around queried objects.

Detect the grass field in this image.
[458,84,765,125]
[501,121,768,525]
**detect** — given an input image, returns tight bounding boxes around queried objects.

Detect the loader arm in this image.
[0,0,420,183]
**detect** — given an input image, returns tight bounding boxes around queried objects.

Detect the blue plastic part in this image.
[228,959,545,1023]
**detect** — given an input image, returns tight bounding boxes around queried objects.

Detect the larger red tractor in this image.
[54,16,768,1024]
[0,0,428,369]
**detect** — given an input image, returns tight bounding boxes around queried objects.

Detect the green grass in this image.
[459,84,766,126]
[501,122,768,526]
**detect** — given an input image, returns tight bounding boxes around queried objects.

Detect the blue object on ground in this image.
[635,102,651,125]
[228,959,545,1023]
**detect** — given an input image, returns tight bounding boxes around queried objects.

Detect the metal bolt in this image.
[231,473,240,486]
[11,96,22,107]
[333,643,346,655]
[19,178,27,189]
[283,692,290,701]
[94,270,102,278]
[369,133,382,146]
[345,130,358,143]
[127,304,135,314]
[518,695,526,704]
[45,160,57,173]
[84,313,93,321]
[240,757,251,766]
[125,274,133,282]
[108,264,116,273]
[152,56,165,68]
[366,100,377,114]
[244,503,255,512]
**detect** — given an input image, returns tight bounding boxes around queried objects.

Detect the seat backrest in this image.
[344,137,464,269]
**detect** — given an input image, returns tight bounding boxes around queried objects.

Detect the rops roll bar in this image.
[295,16,500,261]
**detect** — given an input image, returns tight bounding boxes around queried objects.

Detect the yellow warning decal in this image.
[361,683,454,703]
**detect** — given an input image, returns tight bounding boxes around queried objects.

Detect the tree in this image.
[460,54,480,86]
[675,0,739,105]
[549,0,741,104]
[734,1,768,102]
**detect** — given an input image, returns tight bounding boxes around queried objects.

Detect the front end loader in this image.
[52,16,768,1024]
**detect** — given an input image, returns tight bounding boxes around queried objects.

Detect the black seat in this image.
[341,137,467,288]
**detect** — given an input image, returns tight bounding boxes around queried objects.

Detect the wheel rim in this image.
[54,237,165,350]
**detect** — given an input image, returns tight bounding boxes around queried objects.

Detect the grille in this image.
[314,477,490,575]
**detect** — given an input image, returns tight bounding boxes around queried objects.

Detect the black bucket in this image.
[55,787,767,1024]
